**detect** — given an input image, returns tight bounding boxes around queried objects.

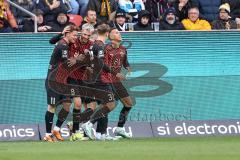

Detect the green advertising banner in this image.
[0,31,239,124]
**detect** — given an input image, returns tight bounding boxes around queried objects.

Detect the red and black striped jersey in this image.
[101,43,130,83]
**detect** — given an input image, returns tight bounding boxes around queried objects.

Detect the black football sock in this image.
[90,105,110,124]
[72,108,81,133]
[79,108,94,123]
[56,108,69,128]
[117,106,132,127]
[96,115,108,134]
[45,111,54,134]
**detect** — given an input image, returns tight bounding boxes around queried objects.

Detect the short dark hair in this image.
[97,23,110,35]
[109,27,118,40]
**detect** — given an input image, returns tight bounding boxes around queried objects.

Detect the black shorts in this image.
[111,82,129,100]
[45,80,71,106]
[84,83,114,104]
[67,77,91,104]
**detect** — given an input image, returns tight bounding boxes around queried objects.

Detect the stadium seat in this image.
[67,14,83,27]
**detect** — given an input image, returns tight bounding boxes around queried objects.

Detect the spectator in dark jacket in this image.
[111,11,128,31]
[35,0,68,23]
[81,9,99,28]
[87,0,117,23]
[134,10,153,31]
[11,0,35,22]
[22,9,52,32]
[212,3,237,30]
[47,12,73,32]
[159,7,185,30]
[173,0,197,21]
[222,0,240,26]
[145,0,174,22]
[192,0,222,22]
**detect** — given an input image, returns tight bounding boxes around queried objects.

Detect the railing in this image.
[7,0,38,33]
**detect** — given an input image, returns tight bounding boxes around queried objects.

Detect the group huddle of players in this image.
[44,23,135,142]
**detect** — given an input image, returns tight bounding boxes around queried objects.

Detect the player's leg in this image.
[72,97,82,133]
[82,84,116,140]
[70,96,86,141]
[52,100,71,141]
[44,83,58,142]
[113,82,134,138]
[44,104,56,142]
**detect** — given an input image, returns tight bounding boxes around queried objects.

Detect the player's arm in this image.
[49,34,63,44]
[56,43,69,62]
[49,26,71,44]
[91,44,117,75]
[123,50,131,74]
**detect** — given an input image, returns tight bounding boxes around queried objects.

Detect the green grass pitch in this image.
[0,136,240,160]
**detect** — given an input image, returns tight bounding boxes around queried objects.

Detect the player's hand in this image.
[62,26,71,35]
[67,58,77,67]
[116,73,125,81]
[84,49,89,54]
[76,54,85,61]
[127,67,132,75]
[86,67,93,74]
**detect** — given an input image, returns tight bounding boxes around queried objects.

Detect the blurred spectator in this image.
[68,0,79,14]
[222,0,240,25]
[111,11,128,31]
[159,7,185,30]
[67,0,89,16]
[81,9,98,28]
[78,0,89,16]
[118,0,145,22]
[22,9,52,32]
[192,0,222,22]
[134,10,153,30]
[145,0,174,22]
[0,0,18,32]
[212,3,237,30]
[87,0,117,23]
[173,0,197,21]
[35,0,68,23]
[118,0,145,13]
[11,0,35,23]
[47,12,73,32]
[182,7,211,30]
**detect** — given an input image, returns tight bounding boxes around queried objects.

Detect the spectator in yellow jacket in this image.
[182,7,211,30]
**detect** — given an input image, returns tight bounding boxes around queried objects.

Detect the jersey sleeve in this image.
[49,33,63,44]
[123,49,130,69]
[55,43,69,62]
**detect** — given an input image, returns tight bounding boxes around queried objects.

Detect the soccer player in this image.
[103,28,134,138]
[49,24,95,141]
[44,25,79,142]
[80,24,125,139]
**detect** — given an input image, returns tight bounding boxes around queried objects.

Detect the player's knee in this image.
[47,105,56,113]
[73,97,82,109]
[74,102,81,109]
[62,102,71,112]
[123,98,134,107]
[107,102,115,111]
